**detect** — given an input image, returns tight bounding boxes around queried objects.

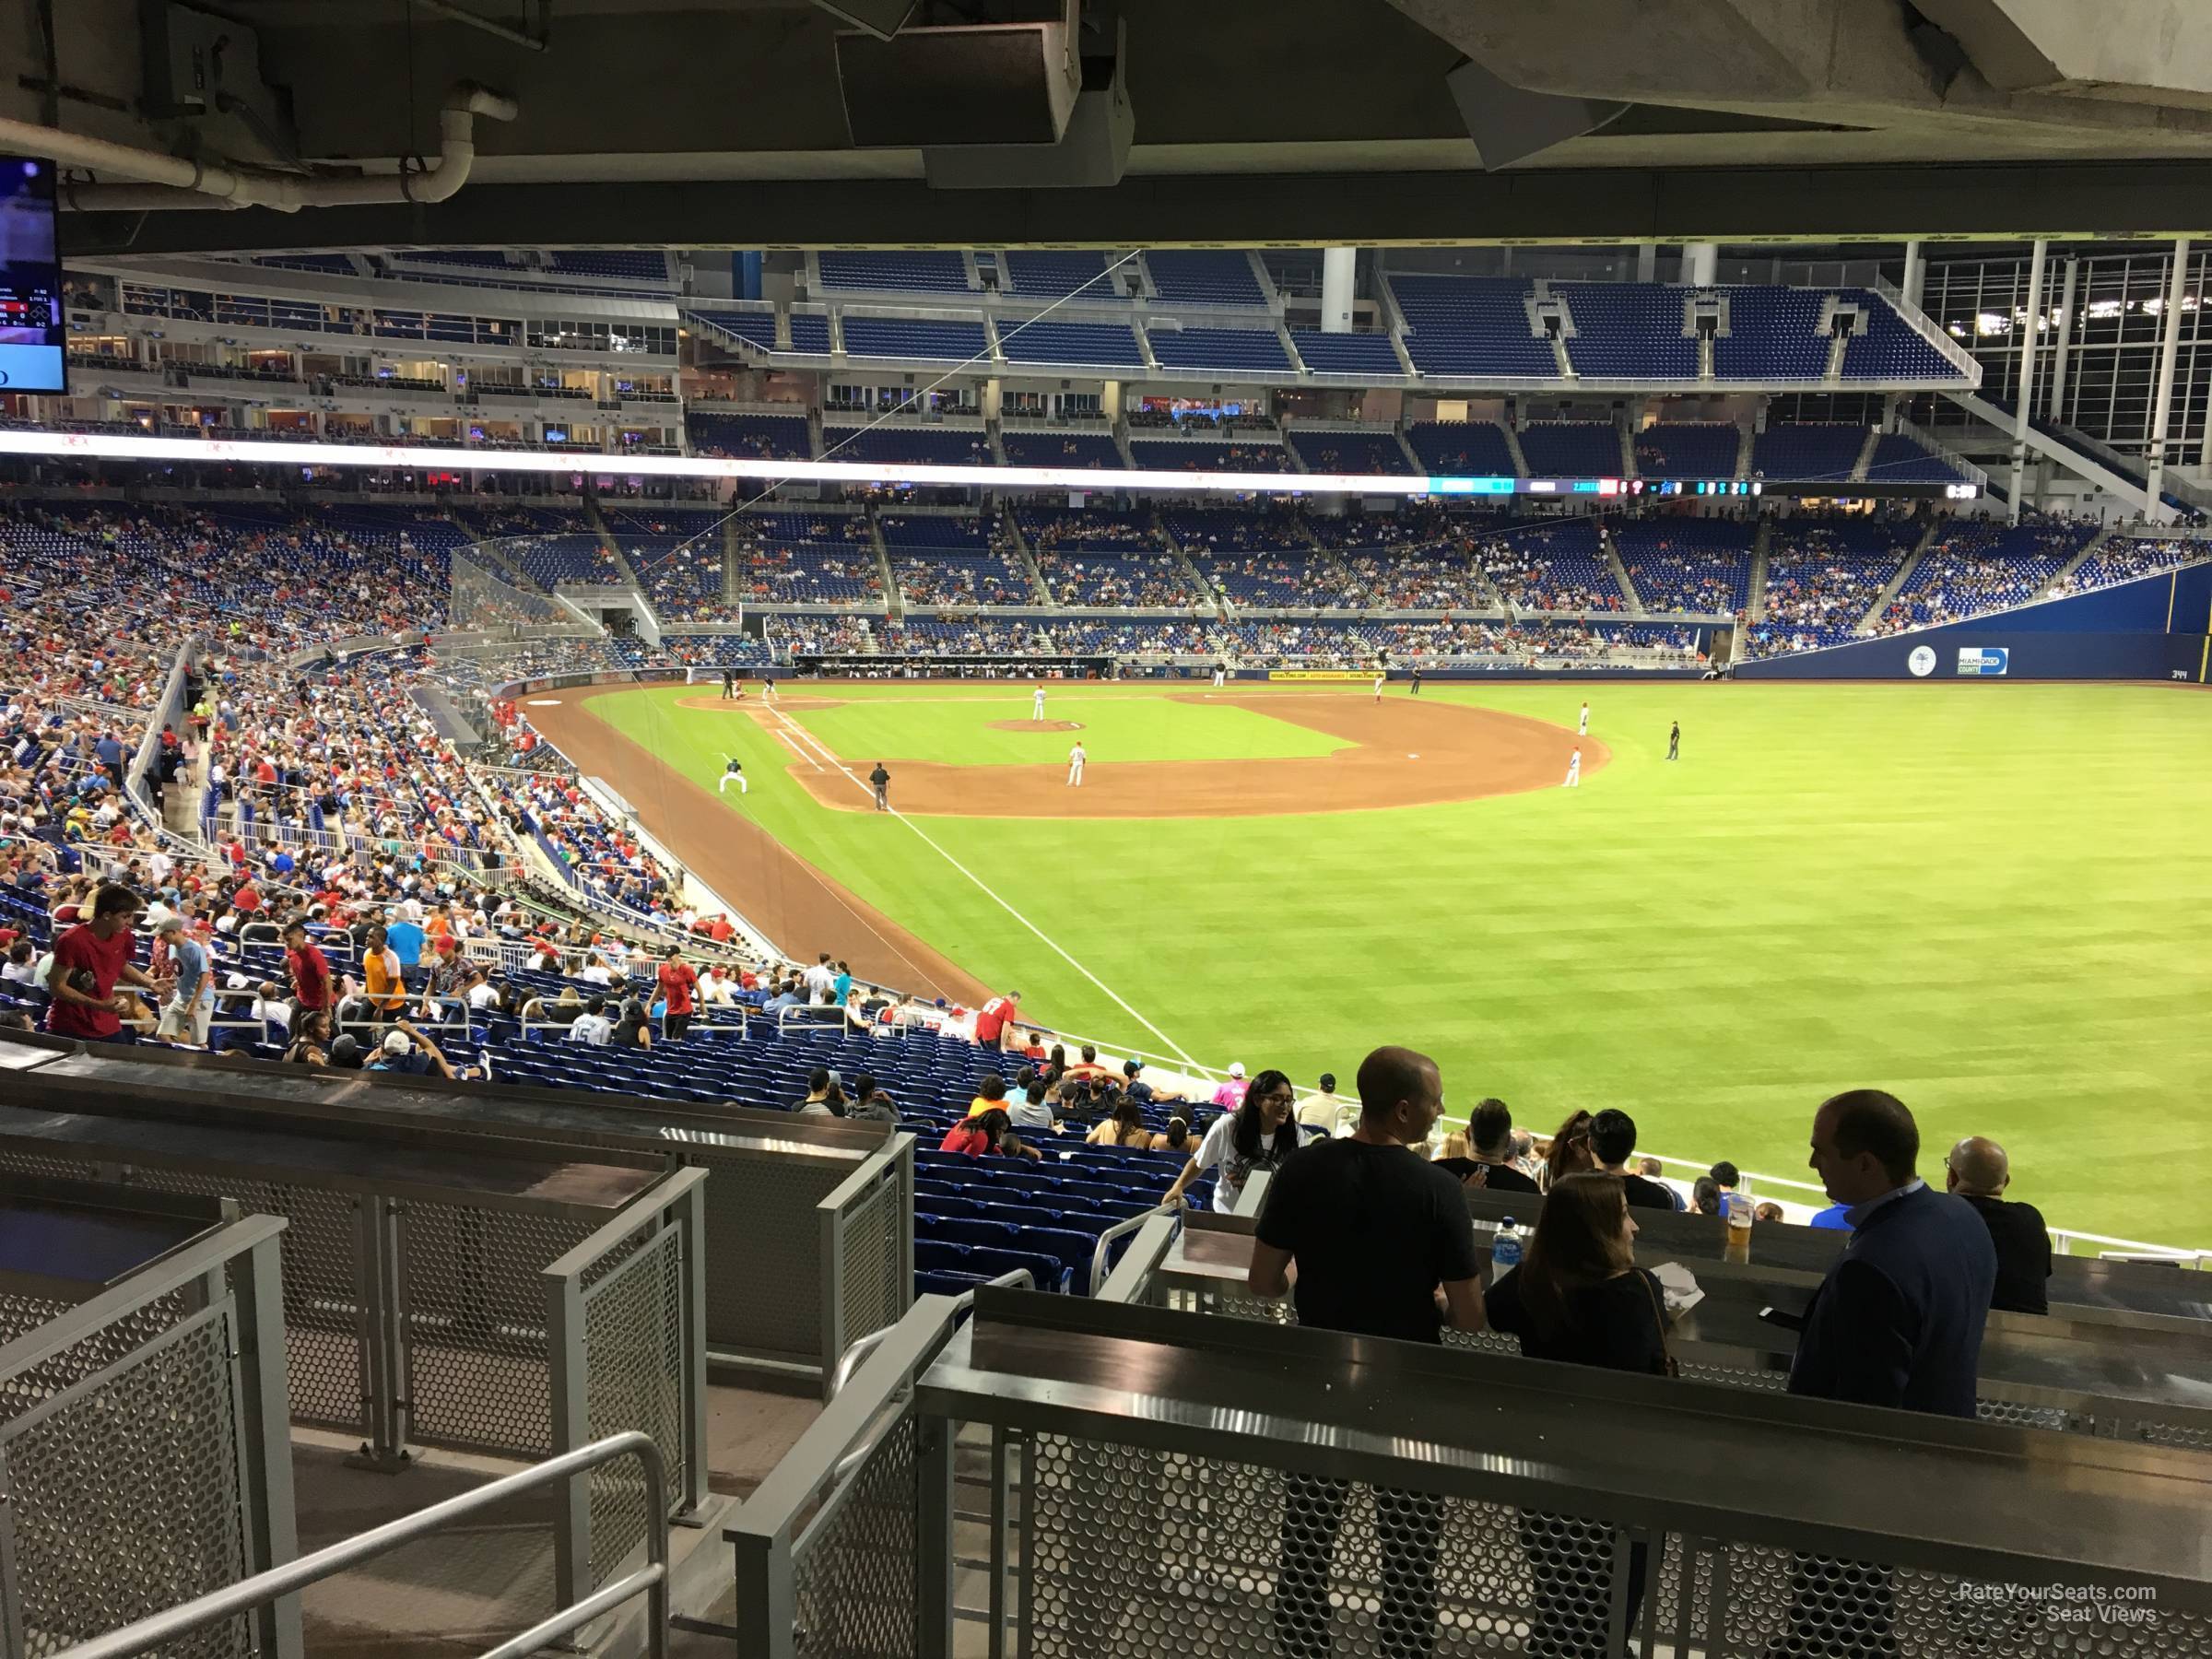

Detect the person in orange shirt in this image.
[361,924,406,1018]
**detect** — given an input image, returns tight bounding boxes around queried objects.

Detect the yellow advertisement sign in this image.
[1266,669,1373,682]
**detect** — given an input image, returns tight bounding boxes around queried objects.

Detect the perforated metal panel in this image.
[1018,1431,2205,1659]
[791,1413,919,1658]
[0,1302,252,1659]
[79,1171,365,1432]
[833,1171,908,1359]
[1977,1397,2079,1433]
[399,1199,590,1457]
[691,1151,842,1362]
[0,1292,73,1349]
[579,1224,685,1586]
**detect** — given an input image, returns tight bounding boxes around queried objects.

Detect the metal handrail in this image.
[827,1268,1033,1400]
[60,1431,670,1659]
[1089,1203,1179,1296]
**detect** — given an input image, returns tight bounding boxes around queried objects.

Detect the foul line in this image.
[764,704,1202,1066]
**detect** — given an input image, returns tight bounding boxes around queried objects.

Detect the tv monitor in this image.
[0,159,66,394]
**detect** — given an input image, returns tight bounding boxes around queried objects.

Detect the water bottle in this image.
[1490,1218,1522,1280]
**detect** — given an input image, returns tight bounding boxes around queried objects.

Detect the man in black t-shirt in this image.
[1250,1046,1482,1659]
[869,762,890,812]
[1433,1097,1541,1195]
[1590,1108,1679,1211]
[1945,1135,2052,1314]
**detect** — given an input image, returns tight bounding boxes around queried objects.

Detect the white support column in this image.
[2146,238,2191,523]
[1320,247,1356,334]
[2006,238,2047,524]
[1683,242,1718,287]
[1900,240,1925,310]
[2046,257,2078,423]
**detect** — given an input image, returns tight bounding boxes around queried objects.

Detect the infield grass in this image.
[587,679,2212,1247]
[786,688,1347,766]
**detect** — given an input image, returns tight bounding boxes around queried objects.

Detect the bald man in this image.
[1945,1135,2053,1315]
[1249,1045,1482,1659]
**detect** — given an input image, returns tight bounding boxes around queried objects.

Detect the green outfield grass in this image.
[786,688,1347,766]
[587,680,2212,1247]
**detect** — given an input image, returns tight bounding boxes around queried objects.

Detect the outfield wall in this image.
[1738,563,2212,683]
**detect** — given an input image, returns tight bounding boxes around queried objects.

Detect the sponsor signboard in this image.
[1268,669,1372,682]
[1957,646,2009,677]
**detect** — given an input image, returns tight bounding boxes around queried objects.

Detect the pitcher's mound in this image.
[989,718,1085,733]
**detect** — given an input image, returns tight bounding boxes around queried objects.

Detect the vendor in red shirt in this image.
[283,918,334,1017]
[46,884,165,1042]
[655,946,700,1041]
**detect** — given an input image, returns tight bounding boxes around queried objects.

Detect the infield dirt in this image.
[524,683,1601,992]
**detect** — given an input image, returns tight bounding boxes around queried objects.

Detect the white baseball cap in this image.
[1228,1062,1245,1078]
[382,1030,411,1055]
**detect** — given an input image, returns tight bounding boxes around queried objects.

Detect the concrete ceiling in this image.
[19,0,2212,255]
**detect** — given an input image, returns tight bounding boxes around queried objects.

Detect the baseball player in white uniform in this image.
[1066,742,1087,786]
[1564,747,1582,788]
[1373,670,1385,703]
[719,757,747,795]
[1578,700,1590,735]
[1031,685,1047,720]
[1212,663,1227,689]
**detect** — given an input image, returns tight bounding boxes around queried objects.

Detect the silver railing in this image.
[58,1433,670,1659]
[0,1211,296,1659]
[827,1268,1035,1401]
[729,1291,2212,1659]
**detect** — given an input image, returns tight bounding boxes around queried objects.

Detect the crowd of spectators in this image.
[2053,535,2205,594]
[1477,523,1630,614]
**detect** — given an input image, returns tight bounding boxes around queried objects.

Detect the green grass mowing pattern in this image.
[586,680,2212,1247]
[787,688,1345,767]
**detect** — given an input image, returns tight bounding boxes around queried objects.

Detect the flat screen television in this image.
[0,158,65,394]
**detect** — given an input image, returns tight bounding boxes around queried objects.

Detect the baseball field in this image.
[523,677,2212,1249]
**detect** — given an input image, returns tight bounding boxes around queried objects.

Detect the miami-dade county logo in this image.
[1908,645,1937,677]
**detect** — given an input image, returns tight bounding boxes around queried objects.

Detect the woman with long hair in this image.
[1485,1172,1671,1658]
[1150,1115,1192,1154]
[1540,1110,1597,1193]
[1162,1068,1300,1212]
[1088,1099,1152,1147]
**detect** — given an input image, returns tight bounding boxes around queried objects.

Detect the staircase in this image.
[723,516,745,608]
[1549,334,1575,379]
[1942,390,2154,515]
[1155,509,1222,613]
[2052,524,2116,590]
[1112,416,1138,469]
[1001,512,1054,604]
[582,496,643,587]
[1502,422,1531,478]
[985,418,1008,466]
[1858,522,1939,632]
[1734,424,1755,481]
[866,505,901,620]
[1601,523,1646,617]
[1746,519,1773,622]
[1618,423,1638,480]
[1393,426,1424,474]
[1823,332,1850,381]
[1849,428,1881,484]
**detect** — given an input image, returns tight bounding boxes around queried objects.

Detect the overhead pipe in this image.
[43,84,517,214]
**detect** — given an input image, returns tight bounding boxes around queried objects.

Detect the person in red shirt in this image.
[282,919,334,1017]
[46,884,164,1042]
[939,1110,1041,1160]
[973,990,1021,1053]
[232,878,263,918]
[655,946,699,1041]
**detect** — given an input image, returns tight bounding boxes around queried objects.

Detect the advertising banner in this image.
[1267,669,1371,682]
[1957,647,2010,677]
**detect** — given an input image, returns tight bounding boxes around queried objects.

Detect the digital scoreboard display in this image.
[0,157,64,394]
